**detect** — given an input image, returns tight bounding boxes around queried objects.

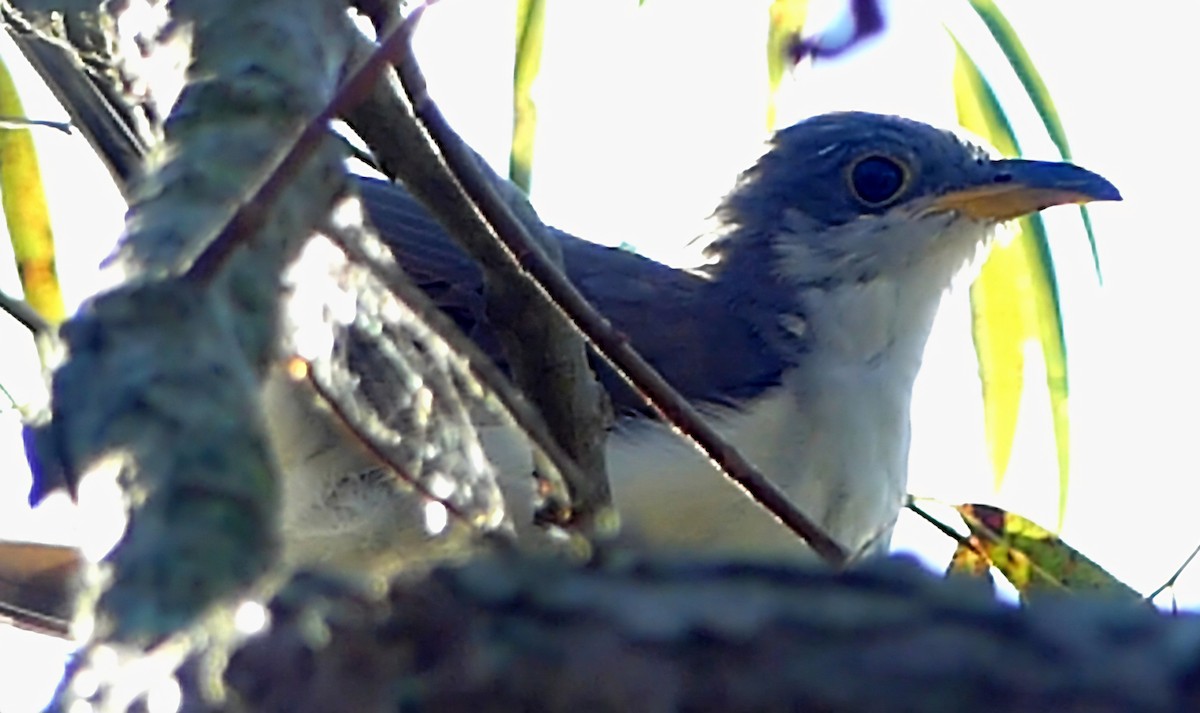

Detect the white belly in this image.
[268,364,913,570]
[606,372,911,560]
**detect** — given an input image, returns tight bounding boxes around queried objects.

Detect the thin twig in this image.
[906,498,973,549]
[0,288,52,335]
[180,4,415,284]
[908,498,1055,582]
[381,14,847,566]
[0,379,18,411]
[345,5,613,527]
[1147,540,1200,601]
[0,115,71,133]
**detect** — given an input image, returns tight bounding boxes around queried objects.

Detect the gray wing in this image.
[355,176,791,415]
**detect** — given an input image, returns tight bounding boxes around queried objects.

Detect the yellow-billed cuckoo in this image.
[1,111,1119,635]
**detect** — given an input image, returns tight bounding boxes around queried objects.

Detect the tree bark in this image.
[201,555,1200,713]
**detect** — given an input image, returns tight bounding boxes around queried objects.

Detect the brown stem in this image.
[343,8,614,530]
[379,13,848,566]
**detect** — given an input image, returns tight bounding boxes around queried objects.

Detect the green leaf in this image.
[967,0,1101,279]
[0,49,63,327]
[956,504,1141,600]
[510,0,546,194]
[951,34,1071,527]
[766,0,808,130]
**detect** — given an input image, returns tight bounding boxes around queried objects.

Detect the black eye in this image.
[849,155,908,206]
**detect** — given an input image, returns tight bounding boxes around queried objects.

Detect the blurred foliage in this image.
[0,50,63,332]
[510,0,545,193]
[767,0,809,130]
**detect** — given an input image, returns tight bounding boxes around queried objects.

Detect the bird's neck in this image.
[708,219,994,383]
[796,264,953,383]
[676,226,988,554]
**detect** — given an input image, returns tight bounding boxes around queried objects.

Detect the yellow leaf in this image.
[765,0,807,130]
[956,504,1140,600]
[967,0,1101,276]
[951,33,1071,526]
[0,50,63,327]
[510,0,546,193]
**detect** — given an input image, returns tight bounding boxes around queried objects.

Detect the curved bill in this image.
[932,159,1121,222]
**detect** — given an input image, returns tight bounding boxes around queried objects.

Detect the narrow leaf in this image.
[968,0,1101,278]
[766,0,808,130]
[0,51,63,326]
[510,0,546,193]
[952,34,1071,526]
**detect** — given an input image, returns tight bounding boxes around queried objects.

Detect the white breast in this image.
[604,246,972,559]
[605,366,911,560]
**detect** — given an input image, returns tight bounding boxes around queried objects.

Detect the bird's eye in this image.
[848,155,909,206]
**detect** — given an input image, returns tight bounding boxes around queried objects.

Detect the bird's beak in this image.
[931,159,1122,222]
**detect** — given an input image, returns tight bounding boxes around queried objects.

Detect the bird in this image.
[0,112,1120,635]
[266,111,1121,572]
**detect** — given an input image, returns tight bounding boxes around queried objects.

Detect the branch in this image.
[204,555,1200,712]
[31,0,354,648]
[2,0,158,191]
[341,8,614,529]
[0,287,51,334]
[347,9,848,565]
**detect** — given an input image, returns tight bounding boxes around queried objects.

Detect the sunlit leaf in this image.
[510,0,545,193]
[967,0,1101,278]
[766,0,808,130]
[956,504,1140,600]
[0,51,63,327]
[952,34,1071,526]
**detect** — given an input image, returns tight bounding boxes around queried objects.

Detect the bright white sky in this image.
[0,0,1196,709]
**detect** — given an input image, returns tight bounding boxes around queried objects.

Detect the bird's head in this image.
[707,112,1120,288]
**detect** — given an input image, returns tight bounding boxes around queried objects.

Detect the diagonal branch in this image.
[343,6,613,530]
[351,9,848,566]
[0,288,51,334]
[33,0,356,650]
[325,217,583,526]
